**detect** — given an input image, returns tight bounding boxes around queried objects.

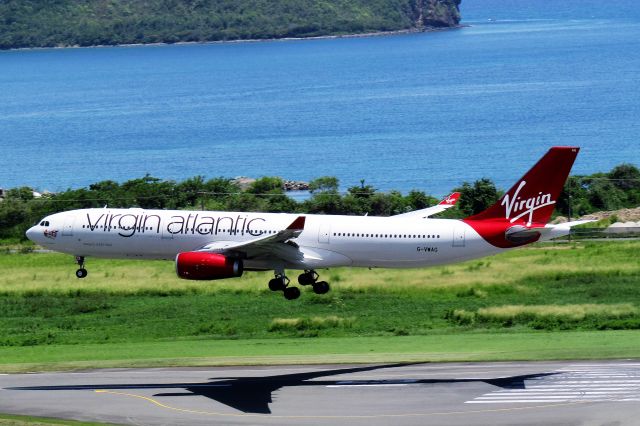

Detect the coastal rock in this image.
[232,177,256,190]
[283,180,310,191]
[232,177,309,192]
[419,0,461,28]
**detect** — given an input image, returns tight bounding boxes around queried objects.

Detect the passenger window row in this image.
[333,232,440,239]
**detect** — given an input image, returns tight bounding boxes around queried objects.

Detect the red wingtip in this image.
[439,192,461,206]
[287,216,306,230]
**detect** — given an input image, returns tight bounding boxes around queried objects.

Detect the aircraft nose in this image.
[26,226,38,242]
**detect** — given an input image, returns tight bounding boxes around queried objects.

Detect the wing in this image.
[393,192,460,219]
[196,216,306,260]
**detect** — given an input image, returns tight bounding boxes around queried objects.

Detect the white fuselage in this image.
[28,208,504,271]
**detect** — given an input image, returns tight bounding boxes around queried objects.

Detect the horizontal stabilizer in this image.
[539,219,597,241]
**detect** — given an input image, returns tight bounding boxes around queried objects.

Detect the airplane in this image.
[26,146,589,300]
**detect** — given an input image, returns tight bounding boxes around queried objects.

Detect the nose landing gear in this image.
[75,256,88,278]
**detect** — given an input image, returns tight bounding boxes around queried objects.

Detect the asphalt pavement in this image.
[2,360,640,425]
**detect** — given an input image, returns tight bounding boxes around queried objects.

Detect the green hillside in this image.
[0,0,461,50]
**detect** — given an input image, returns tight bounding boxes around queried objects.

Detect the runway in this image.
[2,361,640,425]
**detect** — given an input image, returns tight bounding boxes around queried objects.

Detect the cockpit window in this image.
[39,221,50,226]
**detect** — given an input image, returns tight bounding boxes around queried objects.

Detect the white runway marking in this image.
[466,364,640,404]
[326,384,409,388]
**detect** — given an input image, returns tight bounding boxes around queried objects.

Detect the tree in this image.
[370,191,407,216]
[247,177,284,195]
[121,174,176,209]
[557,176,592,217]
[455,178,500,216]
[341,180,377,215]
[305,176,342,214]
[200,177,241,209]
[175,176,206,208]
[0,199,30,239]
[303,192,343,214]
[405,190,436,211]
[609,164,640,191]
[588,180,625,211]
[4,187,34,201]
[609,163,640,206]
[308,176,339,194]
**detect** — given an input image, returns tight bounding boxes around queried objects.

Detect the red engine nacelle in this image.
[175,252,244,280]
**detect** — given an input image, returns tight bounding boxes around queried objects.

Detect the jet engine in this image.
[504,225,541,245]
[175,252,244,280]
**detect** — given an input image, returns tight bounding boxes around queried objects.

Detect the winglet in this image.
[438,192,460,206]
[286,216,306,231]
[391,192,460,219]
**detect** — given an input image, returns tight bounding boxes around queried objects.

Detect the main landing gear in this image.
[75,256,88,278]
[298,270,330,295]
[268,274,300,300]
[268,269,330,300]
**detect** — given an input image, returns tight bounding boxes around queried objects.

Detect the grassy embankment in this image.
[0,413,112,426]
[0,241,639,372]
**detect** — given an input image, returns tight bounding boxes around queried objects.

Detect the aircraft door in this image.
[62,214,75,236]
[318,223,331,244]
[452,224,465,247]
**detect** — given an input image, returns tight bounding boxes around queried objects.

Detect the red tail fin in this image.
[467,147,579,224]
[464,147,579,248]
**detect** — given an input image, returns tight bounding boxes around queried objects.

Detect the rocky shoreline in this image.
[0,0,462,50]
[231,177,309,192]
[5,25,464,52]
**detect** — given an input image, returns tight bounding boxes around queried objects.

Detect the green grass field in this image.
[1,241,639,372]
[0,413,113,426]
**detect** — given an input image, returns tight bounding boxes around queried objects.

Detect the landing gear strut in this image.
[269,275,288,292]
[75,256,88,279]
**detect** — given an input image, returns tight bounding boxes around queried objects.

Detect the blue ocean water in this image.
[1,0,639,196]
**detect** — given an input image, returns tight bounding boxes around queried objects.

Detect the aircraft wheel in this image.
[298,273,312,285]
[76,268,88,279]
[298,270,318,285]
[312,281,330,295]
[283,286,301,300]
[269,277,286,291]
